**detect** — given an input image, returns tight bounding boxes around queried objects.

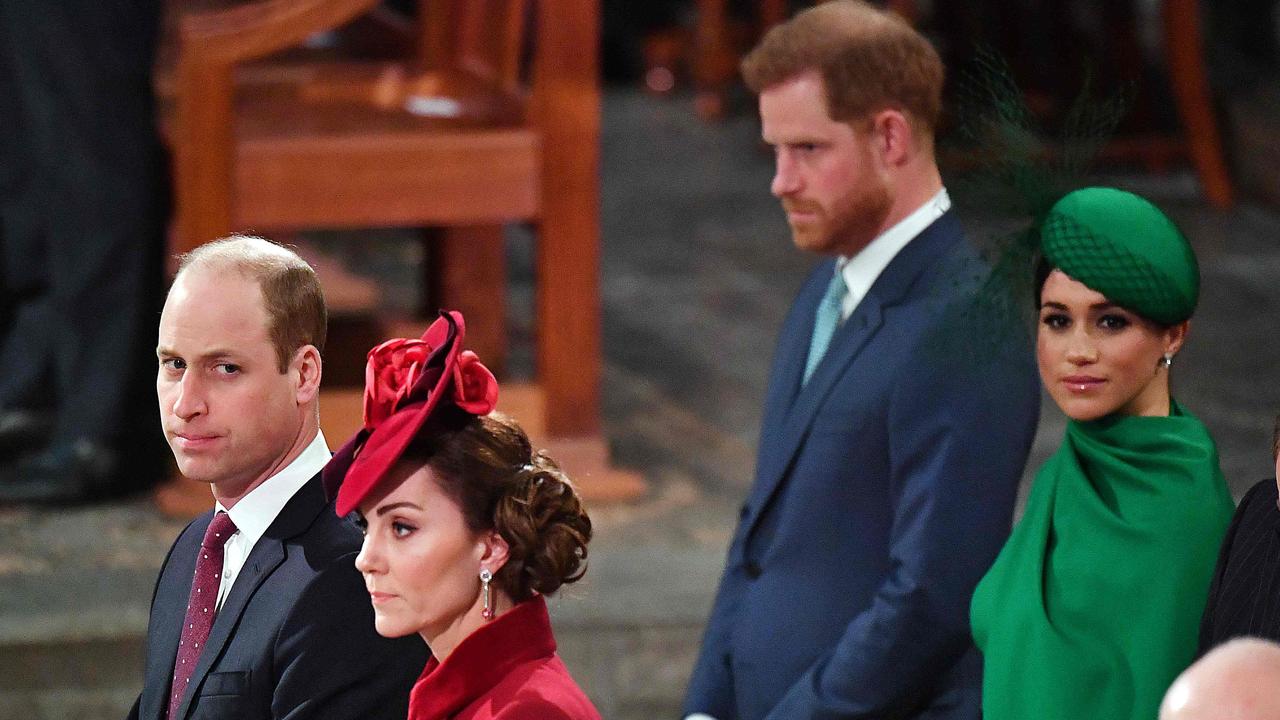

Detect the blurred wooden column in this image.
[425,227,507,377]
[692,0,733,120]
[531,0,604,437]
[1164,0,1234,208]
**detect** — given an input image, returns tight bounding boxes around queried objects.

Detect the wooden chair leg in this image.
[533,0,602,439]
[425,226,508,377]
[693,0,734,120]
[1164,0,1235,208]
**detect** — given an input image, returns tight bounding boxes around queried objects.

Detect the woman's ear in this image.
[479,531,510,574]
[1163,320,1191,358]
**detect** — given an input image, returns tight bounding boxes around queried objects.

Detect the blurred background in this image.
[3,0,1280,716]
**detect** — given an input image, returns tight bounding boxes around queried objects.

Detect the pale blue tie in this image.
[803,269,847,384]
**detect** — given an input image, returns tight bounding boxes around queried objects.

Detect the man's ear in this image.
[868,109,915,168]
[293,344,323,405]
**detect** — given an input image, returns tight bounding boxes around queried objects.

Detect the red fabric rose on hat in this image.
[453,350,498,415]
[363,337,432,430]
[329,311,503,516]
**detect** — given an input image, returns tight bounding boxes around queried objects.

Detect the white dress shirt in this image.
[681,190,951,720]
[212,430,331,611]
[837,187,951,319]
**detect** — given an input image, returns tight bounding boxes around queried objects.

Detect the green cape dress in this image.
[970,401,1233,720]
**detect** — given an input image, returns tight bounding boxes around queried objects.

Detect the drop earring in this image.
[480,568,494,620]
[1161,352,1174,368]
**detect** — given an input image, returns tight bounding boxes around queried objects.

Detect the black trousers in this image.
[0,0,169,466]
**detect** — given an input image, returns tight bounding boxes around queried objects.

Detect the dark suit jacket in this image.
[127,473,428,719]
[1199,478,1280,652]
[683,212,1040,719]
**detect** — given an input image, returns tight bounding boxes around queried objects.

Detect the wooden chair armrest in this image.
[179,0,380,66]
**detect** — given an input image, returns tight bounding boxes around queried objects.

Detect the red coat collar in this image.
[409,596,557,719]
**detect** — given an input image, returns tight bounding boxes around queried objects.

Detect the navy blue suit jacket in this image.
[127,473,427,720]
[684,212,1040,719]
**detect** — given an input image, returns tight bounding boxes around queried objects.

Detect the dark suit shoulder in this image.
[274,529,427,719]
[283,543,368,621]
[1214,478,1280,587]
[1200,478,1280,650]
[272,472,363,565]
[1217,479,1280,560]
[279,498,387,636]
[291,501,363,559]
[1238,478,1278,516]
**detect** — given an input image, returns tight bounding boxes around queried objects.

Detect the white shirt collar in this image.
[838,187,950,319]
[216,430,331,550]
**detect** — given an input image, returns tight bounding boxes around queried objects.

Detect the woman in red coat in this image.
[325,312,601,720]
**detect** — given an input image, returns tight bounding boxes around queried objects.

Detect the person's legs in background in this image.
[0,0,169,503]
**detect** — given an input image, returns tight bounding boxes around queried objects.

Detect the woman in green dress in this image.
[969,186,1235,720]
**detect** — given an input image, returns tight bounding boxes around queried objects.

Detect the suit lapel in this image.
[748,293,887,518]
[759,262,832,436]
[746,212,964,534]
[172,474,326,720]
[789,294,885,423]
[142,519,207,720]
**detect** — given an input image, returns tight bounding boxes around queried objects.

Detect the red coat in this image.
[408,596,602,720]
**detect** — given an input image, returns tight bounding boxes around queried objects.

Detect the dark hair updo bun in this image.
[400,409,592,602]
[492,451,591,600]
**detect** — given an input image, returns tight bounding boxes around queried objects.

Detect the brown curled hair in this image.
[399,408,592,602]
[741,0,944,134]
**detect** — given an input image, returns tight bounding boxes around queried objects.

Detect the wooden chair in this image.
[165,0,592,430]
[155,0,644,508]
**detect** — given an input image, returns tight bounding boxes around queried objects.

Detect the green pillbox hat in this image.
[1040,187,1199,325]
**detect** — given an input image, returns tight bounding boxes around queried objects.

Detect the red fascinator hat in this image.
[326,311,499,516]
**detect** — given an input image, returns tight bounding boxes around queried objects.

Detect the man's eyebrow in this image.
[155,346,242,360]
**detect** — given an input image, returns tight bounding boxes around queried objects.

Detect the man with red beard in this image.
[683,3,1040,719]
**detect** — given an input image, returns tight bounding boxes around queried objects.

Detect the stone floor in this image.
[3,87,1280,718]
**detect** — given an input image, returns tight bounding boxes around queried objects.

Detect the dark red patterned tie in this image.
[168,511,237,720]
